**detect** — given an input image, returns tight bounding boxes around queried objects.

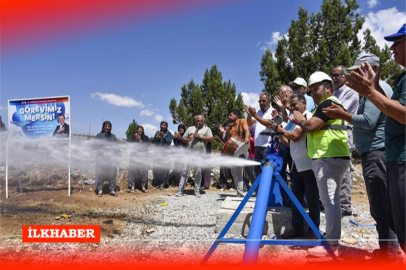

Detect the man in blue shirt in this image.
[346,24,406,254]
[323,53,398,260]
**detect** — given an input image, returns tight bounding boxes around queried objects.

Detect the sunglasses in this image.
[258,99,268,103]
[331,73,344,78]
[393,38,406,46]
[291,85,303,90]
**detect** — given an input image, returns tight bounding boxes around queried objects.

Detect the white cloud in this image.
[167,115,173,122]
[91,92,144,108]
[241,92,260,111]
[0,106,6,111]
[154,114,163,122]
[140,109,154,116]
[260,31,283,52]
[141,123,158,137]
[269,32,282,46]
[155,108,160,111]
[367,0,380,8]
[358,7,406,49]
[256,41,261,47]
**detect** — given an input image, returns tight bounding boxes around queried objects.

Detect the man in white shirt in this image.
[332,65,359,216]
[244,91,275,179]
[267,93,320,239]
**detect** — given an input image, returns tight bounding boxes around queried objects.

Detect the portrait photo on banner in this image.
[8,96,71,141]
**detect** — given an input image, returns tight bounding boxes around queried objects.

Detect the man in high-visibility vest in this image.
[292,71,350,257]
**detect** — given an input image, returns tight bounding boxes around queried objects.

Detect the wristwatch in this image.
[298,120,305,126]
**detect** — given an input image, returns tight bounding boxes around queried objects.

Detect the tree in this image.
[263,0,366,93]
[277,0,364,83]
[169,79,204,128]
[125,119,139,141]
[169,64,244,150]
[259,49,280,96]
[0,116,5,130]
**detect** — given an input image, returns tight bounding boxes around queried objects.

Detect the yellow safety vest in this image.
[307,96,350,159]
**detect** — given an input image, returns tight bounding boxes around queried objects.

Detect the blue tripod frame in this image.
[202,132,338,265]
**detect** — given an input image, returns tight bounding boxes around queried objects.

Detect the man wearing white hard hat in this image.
[346,23,406,253]
[291,71,350,257]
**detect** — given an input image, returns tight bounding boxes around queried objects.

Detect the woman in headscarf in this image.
[128,125,150,193]
[170,124,187,186]
[151,121,173,189]
[173,124,187,148]
[94,121,118,197]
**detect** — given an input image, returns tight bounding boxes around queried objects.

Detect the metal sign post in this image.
[6,96,71,198]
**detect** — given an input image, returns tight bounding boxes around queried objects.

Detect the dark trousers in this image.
[362,149,398,254]
[279,143,292,183]
[219,166,232,189]
[153,168,169,187]
[243,156,256,189]
[291,164,320,234]
[253,146,267,179]
[128,167,148,190]
[95,164,117,193]
[279,143,293,204]
[201,167,211,189]
[387,161,406,253]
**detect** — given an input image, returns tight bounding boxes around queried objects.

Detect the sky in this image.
[1,0,405,139]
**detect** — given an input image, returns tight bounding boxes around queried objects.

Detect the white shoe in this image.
[175,191,183,197]
[307,245,338,257]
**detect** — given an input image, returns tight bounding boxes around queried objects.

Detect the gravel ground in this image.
[104,188,405,265]
[1,165,405,265]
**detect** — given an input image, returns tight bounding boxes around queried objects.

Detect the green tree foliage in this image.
[125,119,139,141]
[262,0,401,93]
[262,0,377,94]
[169,64,244,150]
[0,116,6,130]
[259,49,280,96]
[275,0,364,84]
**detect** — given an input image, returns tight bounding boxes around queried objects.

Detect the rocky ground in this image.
[0,162,405,266]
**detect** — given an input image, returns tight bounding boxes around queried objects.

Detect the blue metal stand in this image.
[202,132,338,264]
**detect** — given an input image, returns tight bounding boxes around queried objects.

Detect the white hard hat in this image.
[289,77,307,88]
[308,71,332,88]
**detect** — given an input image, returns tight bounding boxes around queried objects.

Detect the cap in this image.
[348,53,380,71]
[384,24,406,41]
[308,71,332,88]
[289,77,307,88]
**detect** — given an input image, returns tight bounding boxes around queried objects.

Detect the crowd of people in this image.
[93,25,405,259]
